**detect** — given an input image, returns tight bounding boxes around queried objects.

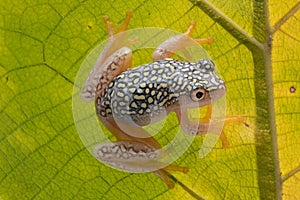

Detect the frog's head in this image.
[181,59,226,108]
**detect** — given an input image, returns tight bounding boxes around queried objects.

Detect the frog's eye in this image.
[191,88,206,101]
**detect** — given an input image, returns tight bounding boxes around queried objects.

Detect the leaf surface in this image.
[0,0,299,199]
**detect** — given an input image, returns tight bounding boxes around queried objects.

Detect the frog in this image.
[81,11,245,189]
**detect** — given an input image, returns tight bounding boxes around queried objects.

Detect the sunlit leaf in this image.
[0,0,299,199]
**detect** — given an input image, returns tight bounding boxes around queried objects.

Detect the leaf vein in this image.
[271,2,300,34]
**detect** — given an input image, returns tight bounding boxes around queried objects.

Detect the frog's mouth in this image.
[194,89,225,108]
[208,87,226,104]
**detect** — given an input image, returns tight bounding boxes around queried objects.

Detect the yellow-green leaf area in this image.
[0,0,299,199]
[270,1,300,199]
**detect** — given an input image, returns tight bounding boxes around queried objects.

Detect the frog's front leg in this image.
[175,105,246,147]
[94,116,188,189]
[153,21,213,60]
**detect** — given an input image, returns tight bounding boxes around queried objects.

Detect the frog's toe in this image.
[155,170,175,189]
[164,164,189,174]
[102,11,133,37]
[195,37,214,45]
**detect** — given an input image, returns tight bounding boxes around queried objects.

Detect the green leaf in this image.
[0,0,299,199]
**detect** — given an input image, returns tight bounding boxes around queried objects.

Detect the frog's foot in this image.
[119,11,133,33]
[179,21,213,60]
[184,21,213,45]
[153,21,213,60]
[101,11,136,57]
[102,11,133,36]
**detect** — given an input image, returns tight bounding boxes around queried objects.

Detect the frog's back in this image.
[96,58,218,126]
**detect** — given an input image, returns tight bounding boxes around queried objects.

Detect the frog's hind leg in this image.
[153,21,213,60]
[102,11,133,36]
[96,117,189,189]
[98,117,162,147]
